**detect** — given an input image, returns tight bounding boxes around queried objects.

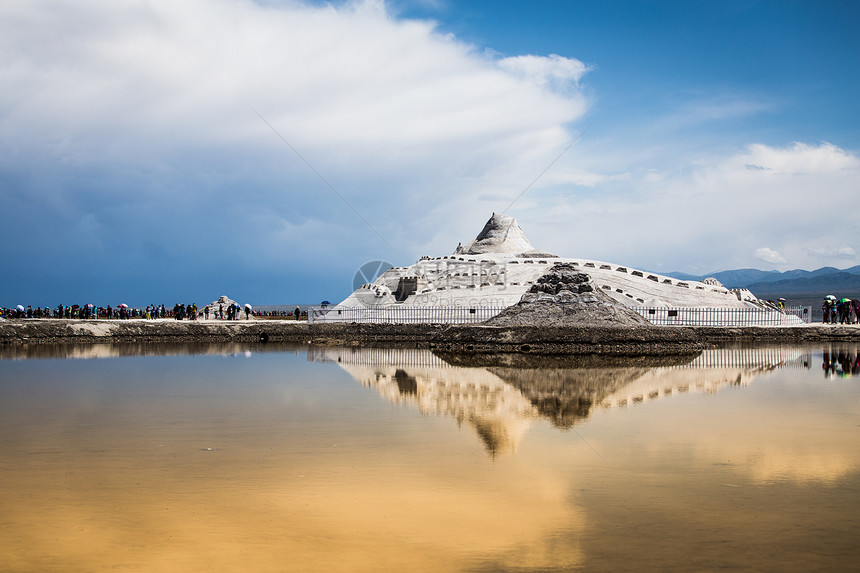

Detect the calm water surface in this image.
[0,343,858,572]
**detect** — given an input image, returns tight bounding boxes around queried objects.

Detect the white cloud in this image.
[0,0,591,286]
[497,54,590,91]
[2,0,857,302]
[809,246,856,259]
[737,141,858,175]
[0,0,588,165]
[754,247,787,264]
[504,141,860,273]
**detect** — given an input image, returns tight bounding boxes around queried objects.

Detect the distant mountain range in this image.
[664,265,860,297]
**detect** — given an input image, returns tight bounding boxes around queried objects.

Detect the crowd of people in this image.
[0,303,202,320]
[822,296,860,324]
[1,303,308,320]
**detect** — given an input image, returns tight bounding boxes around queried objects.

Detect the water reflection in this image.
[822,345,860,377]
[308,347,539,456]
[0,341,303,360]
[1,344,857,572]
[0,345,586,572]
[310,346,811,457]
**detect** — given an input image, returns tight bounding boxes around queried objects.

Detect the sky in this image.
[2,0,859,306]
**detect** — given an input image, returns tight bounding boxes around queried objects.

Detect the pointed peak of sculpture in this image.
[455,213,555,256]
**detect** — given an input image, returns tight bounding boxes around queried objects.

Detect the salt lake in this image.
[1,343,858,572]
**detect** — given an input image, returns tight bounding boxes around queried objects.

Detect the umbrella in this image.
[16,304,24,311]
[321,300,331,306]
[86,303,94,308]
[244,303,252,309]
[778,298,786,302]
[825,295,837,300]
[118,303,128,308]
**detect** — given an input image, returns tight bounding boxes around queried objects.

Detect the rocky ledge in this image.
[485,263,651,327]
[1,319,858,356]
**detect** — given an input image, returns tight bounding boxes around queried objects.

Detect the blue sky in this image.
[2,0,858,307]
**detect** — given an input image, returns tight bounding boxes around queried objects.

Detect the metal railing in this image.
[308,305,506,324]
[309,304,813,326]
[632,306,812,326]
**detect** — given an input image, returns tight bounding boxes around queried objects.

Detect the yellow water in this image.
[0,344,858,572]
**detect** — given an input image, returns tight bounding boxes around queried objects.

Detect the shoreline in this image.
[1,318,859,355]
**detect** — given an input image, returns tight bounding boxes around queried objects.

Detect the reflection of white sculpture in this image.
[311,347,537,456]
[593,347,808,409]
[309,346,808,453]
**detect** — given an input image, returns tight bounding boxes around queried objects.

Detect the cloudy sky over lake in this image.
[2,0,858,305]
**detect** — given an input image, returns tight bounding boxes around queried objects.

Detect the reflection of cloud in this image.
[675,419,860,486]
[272,465,583,571]
[0,367,584,572]
[746,452,855,484]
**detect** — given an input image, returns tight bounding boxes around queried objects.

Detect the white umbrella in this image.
[244,303,252,309]
[118,303,128,308]
[825,295,837,300]
[16,304,24,311]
